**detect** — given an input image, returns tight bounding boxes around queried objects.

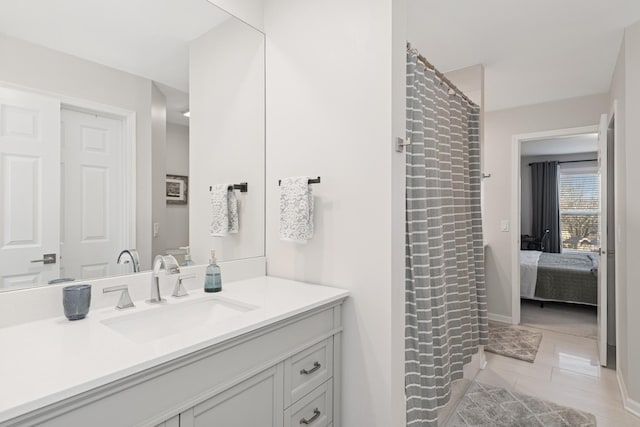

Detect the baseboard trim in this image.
[488,313,513,324]
[617,369,640,418]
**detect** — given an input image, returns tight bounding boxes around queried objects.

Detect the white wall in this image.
[263,0,405,425]
[391,1,408,424]
[445,65,484,107]
[166,123,190,251]
[623,20,640,405]
[483,93,609,318]
[610,33,629,403]
[520,152,597,236]
[610,19,640,407]
[189,18,265,264]
[0,34,156,269]
[206,0,264,32]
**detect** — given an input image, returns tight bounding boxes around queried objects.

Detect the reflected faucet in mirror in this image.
[117,250,141,273]
[149,255,181,304]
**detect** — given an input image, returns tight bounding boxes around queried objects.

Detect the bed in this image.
[520,250,598,305]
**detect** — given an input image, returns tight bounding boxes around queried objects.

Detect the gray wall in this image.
[483,93,609,319]
[151,84,167,259]
[166,123,190,251]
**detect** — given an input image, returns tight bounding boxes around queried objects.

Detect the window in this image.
[558,165,600,252]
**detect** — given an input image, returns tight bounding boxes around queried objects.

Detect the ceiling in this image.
[407,0,640,111]
[0,0,230,93]
[521,133,598,156]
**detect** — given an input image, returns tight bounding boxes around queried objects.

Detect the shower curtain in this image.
[405,50,488,427]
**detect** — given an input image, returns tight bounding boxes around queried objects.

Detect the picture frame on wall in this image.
[166,175,188,205]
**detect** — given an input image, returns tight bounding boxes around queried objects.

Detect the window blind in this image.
[559,171,600,251]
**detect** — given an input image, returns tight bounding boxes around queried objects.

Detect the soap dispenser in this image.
[204,250,222,293]
[181,246,194,266]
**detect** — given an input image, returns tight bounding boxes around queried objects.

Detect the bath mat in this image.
[485,322,542,363]
[445,381,597,426]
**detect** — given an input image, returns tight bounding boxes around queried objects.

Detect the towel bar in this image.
[278,177,321,186]
[208,183,248,193]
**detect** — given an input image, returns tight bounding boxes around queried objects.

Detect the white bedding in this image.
[520,250,542,298]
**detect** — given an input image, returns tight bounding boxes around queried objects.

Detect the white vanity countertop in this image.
[0,276,349,423]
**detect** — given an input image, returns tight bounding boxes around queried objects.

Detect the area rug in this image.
[445,381,597,426]
[485,322,542,363]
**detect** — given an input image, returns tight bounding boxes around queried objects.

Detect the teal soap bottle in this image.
[181,246,194,266]
[204,250,222,293]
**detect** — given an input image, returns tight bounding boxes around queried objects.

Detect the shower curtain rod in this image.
[407,43,477,107]
[528,159,597,166]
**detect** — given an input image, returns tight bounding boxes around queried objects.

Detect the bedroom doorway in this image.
[511,122,615,367]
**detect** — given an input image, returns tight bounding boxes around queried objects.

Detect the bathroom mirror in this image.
[0,0,265,291]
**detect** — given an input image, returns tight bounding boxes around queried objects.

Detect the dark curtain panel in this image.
[531,161,561,253]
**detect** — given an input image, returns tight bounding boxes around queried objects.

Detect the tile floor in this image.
[475,323,640,426]
[521,300,598,339]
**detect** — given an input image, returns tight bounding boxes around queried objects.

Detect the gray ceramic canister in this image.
[63,284,92,320]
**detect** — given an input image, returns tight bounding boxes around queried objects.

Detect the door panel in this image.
[597,113,608,366]
[61,109,125,280]
[0,87,60,289]
[3,155,40,245]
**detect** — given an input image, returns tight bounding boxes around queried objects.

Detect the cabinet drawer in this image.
[284,379,333,427]
[284,338,333,407]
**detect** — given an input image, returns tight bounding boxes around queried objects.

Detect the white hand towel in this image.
[209,184,239,237]
[280,176,314,242]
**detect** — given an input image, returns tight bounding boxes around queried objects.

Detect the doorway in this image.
[511,123,614,367]
[60,107,128,280]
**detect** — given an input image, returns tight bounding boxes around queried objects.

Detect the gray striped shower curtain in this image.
[405,51,488,426]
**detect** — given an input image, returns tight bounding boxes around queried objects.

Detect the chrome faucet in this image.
[117,249,140,273]
[148,255,180,303]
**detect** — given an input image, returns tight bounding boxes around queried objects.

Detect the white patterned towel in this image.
[209,184,239,237]
[280,176,314,242]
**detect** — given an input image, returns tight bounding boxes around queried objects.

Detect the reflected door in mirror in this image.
[0,87,61,289]
[61,109,128,280]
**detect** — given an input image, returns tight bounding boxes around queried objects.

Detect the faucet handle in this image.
[103,285,135,310]
[172,274,195,298]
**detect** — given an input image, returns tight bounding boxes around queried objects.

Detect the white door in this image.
[60,108,125,280]
[597,113,608,366]
[0,87,60,290]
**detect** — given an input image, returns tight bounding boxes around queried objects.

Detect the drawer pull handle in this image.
[300,408,321,425]
[300,361,321,375]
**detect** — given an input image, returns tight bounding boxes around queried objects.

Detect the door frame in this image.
[510,125,599,325]
[608,100,620,372]
[0,80,137,253]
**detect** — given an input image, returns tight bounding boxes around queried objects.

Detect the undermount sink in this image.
[101,296,258,343]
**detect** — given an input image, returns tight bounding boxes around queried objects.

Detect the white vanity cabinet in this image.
[179,366,284,427]
[5,299,345,427]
